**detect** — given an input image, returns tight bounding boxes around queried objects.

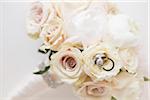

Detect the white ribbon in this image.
[8,76,48,100]
[8,61,63,100]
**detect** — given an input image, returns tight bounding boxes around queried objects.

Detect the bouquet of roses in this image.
[10,1,149,100]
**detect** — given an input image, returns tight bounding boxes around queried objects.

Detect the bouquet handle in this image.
[9,75,49,100]
[9,61,63,100]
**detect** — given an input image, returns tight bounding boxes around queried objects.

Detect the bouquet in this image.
[9,1,149,100]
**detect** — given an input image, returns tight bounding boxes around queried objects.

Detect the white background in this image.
[0,1,149,100]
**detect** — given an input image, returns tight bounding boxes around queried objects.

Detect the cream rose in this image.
[27,2,55,39]
[83,42,123,81]
[110,72,141,100]
[77,81,111,100]
[50,47,83,84]
[119,48,138,73]
[40,16,66,50]
[75,72,141,100]
[62,36,84,50]
[108,14,139,48]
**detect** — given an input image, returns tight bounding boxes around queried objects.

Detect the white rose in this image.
[119,48,138,73]
[59,0,91,19]
[83,42,123,81]
[50,47,83,84]
[64,2,108,47]
[27,2,55,39]
[40,16,66,50]
[110,72,141,100]
[108,14,139,48]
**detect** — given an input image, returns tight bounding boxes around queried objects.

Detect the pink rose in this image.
[27,2,55,39]
[76,80,111,100]
[51,47,83,84]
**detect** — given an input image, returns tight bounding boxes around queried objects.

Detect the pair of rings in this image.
[94,53,115,71]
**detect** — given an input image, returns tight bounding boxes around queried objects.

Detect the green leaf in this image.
[118,69,123,74]
[49,50,57,60]
[38,48,49,54]
[143,76,150,81]
[79,49,84,52]
[111,96,117,100]
[33,66,50,75]
[38,44,50,54]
